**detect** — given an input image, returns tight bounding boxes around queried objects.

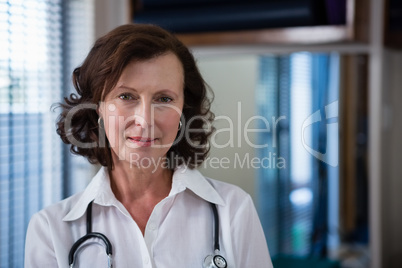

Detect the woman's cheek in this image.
[163,119,182,142]
[103,112,121,149]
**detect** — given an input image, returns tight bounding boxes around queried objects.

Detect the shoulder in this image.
[25,192,90,266]
[29,192,83,226]
[30,168,107,224]
[205,176,249,200]
[26,193,83,253]
[203,176,255,212]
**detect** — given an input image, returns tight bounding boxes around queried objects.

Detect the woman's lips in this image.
[127,136,157,147]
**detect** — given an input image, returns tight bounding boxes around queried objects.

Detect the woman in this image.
[25,24,272,267]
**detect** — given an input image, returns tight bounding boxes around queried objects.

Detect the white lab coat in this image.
[25,165,273,267]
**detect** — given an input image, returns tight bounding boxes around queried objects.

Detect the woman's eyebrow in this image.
[117,85,137,91]
[118,86,180,97]
[116,83,182,99]
[155,89,180,98]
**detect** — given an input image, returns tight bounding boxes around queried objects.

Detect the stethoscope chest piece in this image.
[203,250,227,268]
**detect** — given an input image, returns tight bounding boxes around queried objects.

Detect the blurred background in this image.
[1,0,401,267]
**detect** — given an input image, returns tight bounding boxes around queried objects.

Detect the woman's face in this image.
[99,52,184,168]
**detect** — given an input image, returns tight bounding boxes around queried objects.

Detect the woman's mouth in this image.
[127,136,157,147]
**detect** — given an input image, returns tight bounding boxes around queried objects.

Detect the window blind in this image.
[257,52,340,258]
[0,0,63,266]
[287,53,314,255]
[61,0,95,197]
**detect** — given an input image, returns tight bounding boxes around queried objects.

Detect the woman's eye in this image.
[158,96,173,103]
[119,94,133,100]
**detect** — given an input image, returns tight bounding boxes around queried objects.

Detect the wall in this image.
[94,0,130,38]
[196,55,259,202]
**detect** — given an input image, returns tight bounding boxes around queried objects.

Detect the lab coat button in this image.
[144,256,149,264]
[149,223,156,230]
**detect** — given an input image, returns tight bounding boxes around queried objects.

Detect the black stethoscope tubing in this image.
[68,201,113,267]
[210,202,221,252]
[68,200,224,267]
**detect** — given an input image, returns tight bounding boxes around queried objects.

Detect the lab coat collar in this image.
[171,165,225,206]
[62,167,114,222]
[63,165,225,222]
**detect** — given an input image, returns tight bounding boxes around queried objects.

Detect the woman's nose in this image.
[134,102,153,128]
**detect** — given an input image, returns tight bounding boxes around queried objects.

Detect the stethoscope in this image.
[68,201,227,268]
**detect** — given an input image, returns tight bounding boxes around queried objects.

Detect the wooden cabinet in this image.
[174,0,369,46]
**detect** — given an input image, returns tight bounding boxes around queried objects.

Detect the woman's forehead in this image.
[103,53,184,98]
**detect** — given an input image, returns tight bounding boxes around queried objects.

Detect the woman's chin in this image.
[113,148,168,169]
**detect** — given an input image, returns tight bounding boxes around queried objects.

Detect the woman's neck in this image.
[108,159,173,235]
[109,159,173,205]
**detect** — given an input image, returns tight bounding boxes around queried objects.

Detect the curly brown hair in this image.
[56,24,214,170]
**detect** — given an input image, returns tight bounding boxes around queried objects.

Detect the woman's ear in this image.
[97,102,105,117]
